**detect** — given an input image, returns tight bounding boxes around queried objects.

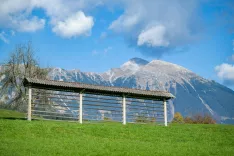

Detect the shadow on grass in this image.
[0,117,27,120]
[0,117,42,121]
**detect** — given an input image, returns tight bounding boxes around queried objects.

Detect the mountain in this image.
[47,58,234,124]
[1,58,233,123]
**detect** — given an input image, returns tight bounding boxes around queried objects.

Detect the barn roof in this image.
[23,78,175,100]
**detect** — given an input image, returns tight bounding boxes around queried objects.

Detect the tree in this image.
[203,114,216,124]
[184,113,216,124]
[0,42,48,111]
[184,116,193,124]
[172,112,184,123]
[135,115,148,123]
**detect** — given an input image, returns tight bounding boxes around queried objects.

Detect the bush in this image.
[149,117,156,123]
[184,117,193,124]
[184,113,216,124]
[192,114,204,124]
[172,112,184,123]
[203,114,216,124]
[103,116,112,121]
[135,115,148,123]
[134,115,156,123]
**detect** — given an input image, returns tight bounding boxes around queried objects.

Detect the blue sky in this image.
[0,0,234,90]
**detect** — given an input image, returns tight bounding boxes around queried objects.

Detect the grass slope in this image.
[0,109,26,119]
[0,110,234,156]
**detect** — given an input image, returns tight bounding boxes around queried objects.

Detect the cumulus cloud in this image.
[137,25,169,47]
[109,12,142,33]
[52,11,94,38]
[1,0,234,50]
[0,0,45,32]
[108,0,202,56]
[215,63,234,85]
[14,17,45,32]
[0,0,98,37]
[34,0,96,38]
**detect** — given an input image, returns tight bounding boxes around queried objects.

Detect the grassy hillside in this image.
[0,109,26,119]
[0,109,234,156]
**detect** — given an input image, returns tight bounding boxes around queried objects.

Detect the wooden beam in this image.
[163,99,167,126]
[123,95,126,125]
[79,93,83,124]
[27,87,32,121]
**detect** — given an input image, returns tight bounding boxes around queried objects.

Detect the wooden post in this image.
[27,87,32,121]
[123,95,126,125]
[79,93,83,124]
[163,99,167,126]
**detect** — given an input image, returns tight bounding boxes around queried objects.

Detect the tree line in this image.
[172,112,216,124]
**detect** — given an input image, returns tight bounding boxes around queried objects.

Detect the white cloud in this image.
[52,11,94,38]
[0,0,202,44]
[33,1,97,37]
[215,63,234,83]
[109,0,200,54]
[109,12,142,33]
[0,0,233,48]
[137,25,169,47]
[0,31,9,43]
[14,17,45,32]
[0,0,45,32]
[0,0,98,36]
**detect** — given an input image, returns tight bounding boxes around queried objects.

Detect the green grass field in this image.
[0,109,234,156]
[0,109,27,119]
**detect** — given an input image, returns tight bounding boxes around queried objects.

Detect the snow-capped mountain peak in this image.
[129,57,149,65]
[121,57,149,72]
[147,60,193,73]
